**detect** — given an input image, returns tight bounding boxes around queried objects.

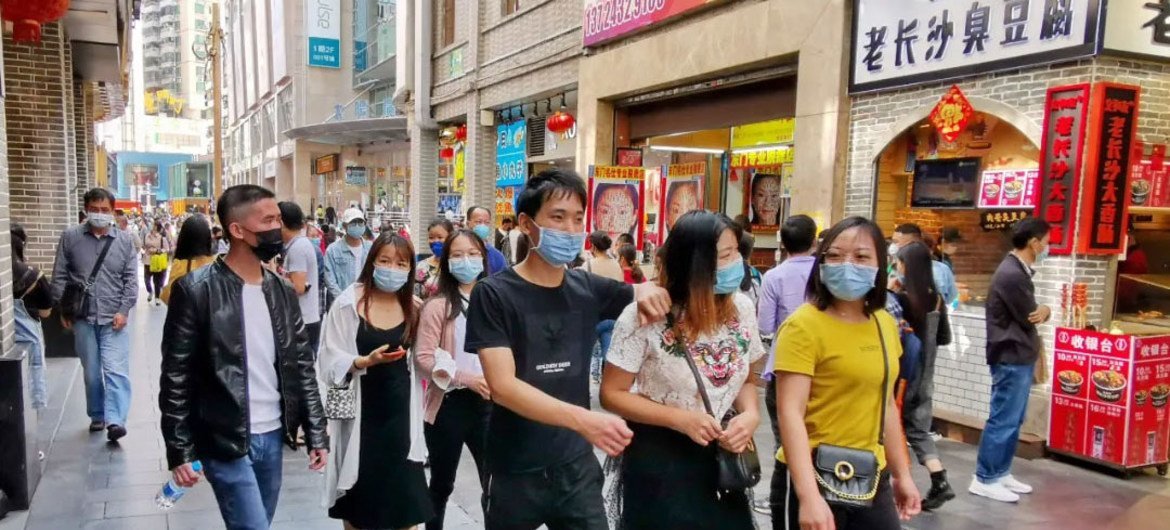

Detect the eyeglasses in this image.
[821,250,876,265]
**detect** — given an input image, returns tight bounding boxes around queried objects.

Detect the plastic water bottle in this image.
[155,461,202,510]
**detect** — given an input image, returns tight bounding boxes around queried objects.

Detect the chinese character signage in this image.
[495,185,521,226]
[978,169,1040,209]
[662,163,706,240]
[306,0,341,68]
[730,119,796,149]
[1104,0,1170,61]
[314,154,338,174]
[588,166,646,249]
[729,148,794,168]
[979,209,1032,231]
[496,120,528,187]
[1050,327,1170,468]
[929,86,975,142]
[344,166,368,186]
[1035,84,1090,256]
[583,0,728,47]
[850,0,1102,93]
[1078,83,1140,255]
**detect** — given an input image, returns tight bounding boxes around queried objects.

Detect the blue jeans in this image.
[73,321,131,426]
[592,320,615,379]
[975,363,1035,483]
[204,429,285,530]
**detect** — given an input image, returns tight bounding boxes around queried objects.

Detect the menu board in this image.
[1050,327,1170,468]
[977,169,1040,209]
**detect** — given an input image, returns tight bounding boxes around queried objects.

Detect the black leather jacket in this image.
[160,258,327,469]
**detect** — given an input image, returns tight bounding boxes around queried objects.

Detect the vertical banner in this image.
[588,166,645,250]
[307,0,341,68]
[1035,84,1091,256]
[1078,83,1140,254]
[496,120,528,187]
[643,167,662,247]
[495,185,521,226]
[661,162,706,242]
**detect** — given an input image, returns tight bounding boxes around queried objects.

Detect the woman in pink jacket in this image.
[414,227,492,530]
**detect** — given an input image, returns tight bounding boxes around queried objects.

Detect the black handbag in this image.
[812,318,890,508]
[59,236,115,323]
[936,296,953,347]
[678,330,762,492]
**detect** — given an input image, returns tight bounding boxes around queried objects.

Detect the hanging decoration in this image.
[455,124,468,143]
[547,111,576,134]
[439,127,459,147]
[439,147,455,159]
[928,85,975,143]
[2,0,71,43]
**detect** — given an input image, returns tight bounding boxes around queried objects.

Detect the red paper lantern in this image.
[2,0,71,43]
[439,147,455,159]
[547,111,575,134]
[455,124,468,142]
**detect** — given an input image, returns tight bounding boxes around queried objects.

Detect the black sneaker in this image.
[922,479,956,511]
[88,420,106,432]
[106,424,127,442]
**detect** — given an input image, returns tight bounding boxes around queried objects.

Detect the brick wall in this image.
[0,35,14,353]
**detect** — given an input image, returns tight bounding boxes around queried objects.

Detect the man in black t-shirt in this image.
[466,169,670,530]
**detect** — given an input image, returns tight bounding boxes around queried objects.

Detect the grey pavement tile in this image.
[167,510,228,530]
[106,470,173,488]
[270,518,338,530]
[81,514,168,530]
[83,484,160,503]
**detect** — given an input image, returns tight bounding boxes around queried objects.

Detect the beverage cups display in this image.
[1132,179,1152,206]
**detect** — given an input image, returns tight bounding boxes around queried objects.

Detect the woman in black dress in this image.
[319,232,434,529]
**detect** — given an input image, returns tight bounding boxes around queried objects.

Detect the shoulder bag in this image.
[812,317,890,508]
[59,236,115,323]
[675,313,762,491]
[936,295,953,347]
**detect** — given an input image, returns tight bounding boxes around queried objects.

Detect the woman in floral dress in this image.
[600,210,765,529]
[415,218,453,299]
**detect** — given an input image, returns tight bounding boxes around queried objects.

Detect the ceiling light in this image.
[649,146,726,154]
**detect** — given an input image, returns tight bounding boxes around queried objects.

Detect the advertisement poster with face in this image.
[588,166,645,250]
[642,167,662,247]
[747,170,783,232]
[661,162,706,242]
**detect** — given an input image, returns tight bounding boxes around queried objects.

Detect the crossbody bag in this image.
[59,236,115,323]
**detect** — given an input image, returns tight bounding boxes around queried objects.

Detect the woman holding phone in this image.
[319,232,434,530]
[414,228,492,530]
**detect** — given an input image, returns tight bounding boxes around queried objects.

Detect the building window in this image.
[441,0,455,47]
[195,2,206,14]
[197,81,207,93]
[502,0,521,15]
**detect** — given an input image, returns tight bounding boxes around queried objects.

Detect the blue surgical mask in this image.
[473,224,492,241]
[715,259,745,294]
[531,223,585,266]
[373,266,408,293]
[430,241,444,257]
[346,223,365,239]
[87,212,113,228]
[1035,246,1049,266]
[819,262,879,302]
[450,257,485,284]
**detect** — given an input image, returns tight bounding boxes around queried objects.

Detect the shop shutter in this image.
[527,118,546,158]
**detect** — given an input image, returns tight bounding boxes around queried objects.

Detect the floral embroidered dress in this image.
[415,258,441,299]
[607,293,766,419]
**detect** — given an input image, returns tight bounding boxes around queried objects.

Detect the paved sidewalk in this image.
[4,292,1170,529]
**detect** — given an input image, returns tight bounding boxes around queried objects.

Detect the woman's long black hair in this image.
[434,228,488,321]
[173,216,214,260]
[895,241,937,338]
[806,216,889,315]
[356,232,418,343]
[659,210,741,336]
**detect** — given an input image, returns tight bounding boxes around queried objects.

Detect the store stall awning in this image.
[283,117,409,145]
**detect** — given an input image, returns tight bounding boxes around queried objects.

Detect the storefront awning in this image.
[283,117,410,146]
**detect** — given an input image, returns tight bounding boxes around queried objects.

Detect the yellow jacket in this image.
[160,255,217,304]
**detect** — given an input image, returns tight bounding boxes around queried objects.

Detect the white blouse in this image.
[607,293,766,419]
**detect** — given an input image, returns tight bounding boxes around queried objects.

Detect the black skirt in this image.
[619,422,753,530]
[328,320,435,528]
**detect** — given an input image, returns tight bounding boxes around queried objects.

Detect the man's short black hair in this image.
[217,184,276,228]
[114,209,126,217]
[780,215,817,254]
[502,216,515,225]
[278,201,306,230]
[1011,218,1051,250]
[516,168,587,219]
[83,187,115,208]
[466,205,491,220]
[894,223,923,238]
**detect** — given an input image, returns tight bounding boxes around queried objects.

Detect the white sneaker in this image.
[968,479,1020,503]
[998,475,1033,494]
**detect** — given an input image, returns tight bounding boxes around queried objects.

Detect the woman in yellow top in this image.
[770,216,921,530]
[160,216,218,305]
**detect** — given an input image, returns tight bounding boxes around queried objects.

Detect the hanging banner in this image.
[661,162,706,241]
[1035,84,1091,256]
[583,0,728,47]
[495,185,521,226]
[589,166,646,250]
[745,168,788,234]
[496,120,528,187]
[1078,83,1140,255]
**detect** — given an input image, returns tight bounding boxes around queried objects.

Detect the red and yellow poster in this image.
[588,166,645,249]
[661,162,705,242]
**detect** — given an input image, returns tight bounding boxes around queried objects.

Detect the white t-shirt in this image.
[243,285,282,434]
[283,236,321,324]
[348,243,363,279]
[607,293,766,419]
[453,296,481,378]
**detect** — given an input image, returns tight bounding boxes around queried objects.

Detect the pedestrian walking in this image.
[600,210,765,529]
[464,168,670,530]
[891,223,958,307]
[143,220,172,306]
[417,218,453,300]
[279,201,323,352]
[969,218,1051,503]
[414,228,492,530]
[212,225,230,255]
[160,185,328,530]
[582,231,623,383]
[769,216,921,530]
[318,232,434,530]
[12,223,53,409]
[465,205,509,274]
[617,244,644,284]
[160,216,217,305]
[324,207,373,308]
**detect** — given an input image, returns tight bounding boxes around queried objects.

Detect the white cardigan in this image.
[317,284,427,510]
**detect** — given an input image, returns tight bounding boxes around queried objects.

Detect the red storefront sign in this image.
[1078,83,1140,254]
[583,0,726,47]
[1035,85,1091,256]
[977,169,1040,209]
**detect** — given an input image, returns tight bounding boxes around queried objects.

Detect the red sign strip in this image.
[1078,83,1140,255]
[1035,84,1092,256]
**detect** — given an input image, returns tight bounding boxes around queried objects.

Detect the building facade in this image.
[137,0,214,153]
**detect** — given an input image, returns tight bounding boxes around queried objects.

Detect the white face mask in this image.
[888,242,899,257]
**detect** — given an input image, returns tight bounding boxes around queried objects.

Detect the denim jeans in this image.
[975,362,1035,483]
[73,320,131,426]
[592,320,615,379]
[204,429,285,530]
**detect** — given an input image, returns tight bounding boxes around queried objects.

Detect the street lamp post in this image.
[194,2,226,199]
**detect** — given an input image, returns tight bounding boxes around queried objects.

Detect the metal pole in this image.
[209,2,225,197]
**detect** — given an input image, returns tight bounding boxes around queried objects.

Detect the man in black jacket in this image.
[970,218,1051,503]
[160,185,327,529]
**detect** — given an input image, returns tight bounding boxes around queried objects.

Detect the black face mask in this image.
[247,228,284,262]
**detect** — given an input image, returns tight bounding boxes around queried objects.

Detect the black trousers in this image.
[483,451,606,530]
[424,389,490,530]
[145,270,165,298]
[769,462,901,530]
[766,379,781,453]
[304,321,321,356]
